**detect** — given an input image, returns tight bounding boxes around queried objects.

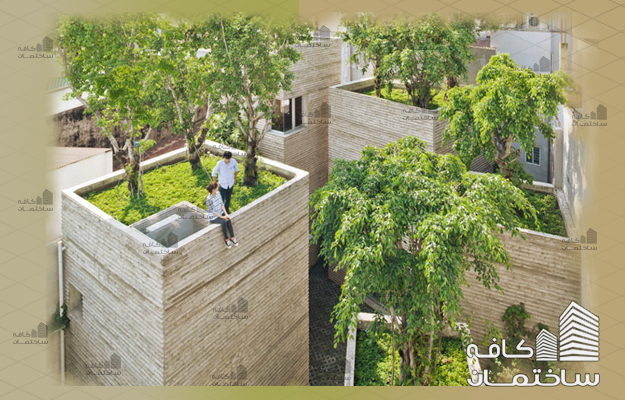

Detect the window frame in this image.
[271,95,306,134]
[526,147,541,166]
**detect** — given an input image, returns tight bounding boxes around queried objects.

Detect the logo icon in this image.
[559,301,599,361]
[467,301,600,386]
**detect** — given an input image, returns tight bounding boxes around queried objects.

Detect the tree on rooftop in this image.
[193,13,313,186]
[56,13,166,195]
[340,13,395,98]
[440,53,573,185]
[310,136,536,385]
[382,14,477,109]
[148,18,215,171]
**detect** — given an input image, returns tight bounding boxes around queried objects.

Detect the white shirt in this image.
[212,158,239,189]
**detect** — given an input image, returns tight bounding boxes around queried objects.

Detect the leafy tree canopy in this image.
[310,136,536,385]
[440,53,573,185]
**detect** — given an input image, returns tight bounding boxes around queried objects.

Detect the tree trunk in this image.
[373,63,384,98]
[187,127,209,170]
[421,329,435,386]
[244,135,258,186]
[125,139,140,195]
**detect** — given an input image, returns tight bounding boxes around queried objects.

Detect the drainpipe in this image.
[58,240,66,385]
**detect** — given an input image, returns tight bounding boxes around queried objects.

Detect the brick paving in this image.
[309,261,372,386]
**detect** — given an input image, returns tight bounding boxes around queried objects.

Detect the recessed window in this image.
[526,147,541,165]
[272,96,304,133]
[68,283,83,320]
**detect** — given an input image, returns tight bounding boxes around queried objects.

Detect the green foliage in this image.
[441,53,573,183]
[359,86,447,110]
[50,304,70,332]
[56,13,170,192]
[310,136,536,385]
[502,303,532,349]
[355,332,469,386]
[515,189,566,236]
[355,330,400,386]
[205,113,246,150]
[381,14,477,108]
[85,155,285,225]
[191,13,313,185]
[340,13,395,98]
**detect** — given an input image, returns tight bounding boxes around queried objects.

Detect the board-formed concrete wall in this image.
[460,228,581,350]
[61,140,309,386]
[327,78,493,174]
[465,46,497,85]
[259,39,342,267]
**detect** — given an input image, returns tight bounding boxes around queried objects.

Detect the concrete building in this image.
[61,143,310,385]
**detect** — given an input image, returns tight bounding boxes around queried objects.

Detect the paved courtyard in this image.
[309,261,372,386]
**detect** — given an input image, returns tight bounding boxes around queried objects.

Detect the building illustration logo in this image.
[535,329,558,361]
[467,301,599,386]
[558,301,599,361]
[539,56,550,72]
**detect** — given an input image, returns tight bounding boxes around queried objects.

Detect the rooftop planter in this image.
[61,140,310,385]
[327,77,493,174]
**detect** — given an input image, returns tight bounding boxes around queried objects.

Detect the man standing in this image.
[212,151,239,214]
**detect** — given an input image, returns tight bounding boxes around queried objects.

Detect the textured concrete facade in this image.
[61,141,309,385]
[327,78,493,174]
[259,39,342,196]
[259,39,342,266]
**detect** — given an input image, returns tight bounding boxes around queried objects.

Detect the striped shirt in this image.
[205,192,225,221]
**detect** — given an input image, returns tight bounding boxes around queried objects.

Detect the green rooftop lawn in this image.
[355,331,469,386]
[84,155,286,226]
[516,189,567,236]
[358,86,447,110]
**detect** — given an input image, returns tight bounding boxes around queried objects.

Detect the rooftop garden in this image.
[84,154,285,225]
[357,86,447,110]
[355,331,469,386]
[516,189,566,236]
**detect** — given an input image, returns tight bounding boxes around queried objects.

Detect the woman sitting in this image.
[205,182,239,249]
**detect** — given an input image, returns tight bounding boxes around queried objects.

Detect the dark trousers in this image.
[219,185,233,214]
[211,217,235,240]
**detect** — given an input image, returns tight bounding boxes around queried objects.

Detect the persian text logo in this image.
[211,365,247,385]
[573,105,607,126]
[467,301,599,387]
[85,353,122,376]
[18,189,53,211]
[18,36,54,58]
[213,297,249,320]
[562,228,597,250]
[13,322,48,344]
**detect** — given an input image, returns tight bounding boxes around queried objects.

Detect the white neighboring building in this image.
[47,147,113,240]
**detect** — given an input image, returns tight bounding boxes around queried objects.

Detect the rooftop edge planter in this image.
[327,77,493,175]
[61,140,310,386]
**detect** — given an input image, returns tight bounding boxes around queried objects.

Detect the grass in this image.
[84,155,286,226]
[354,331,469,386]
[516,189,567,236]
[358,86,447,110]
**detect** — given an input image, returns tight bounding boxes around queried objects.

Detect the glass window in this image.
[272,96,303,133]
[526,147,541,165]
